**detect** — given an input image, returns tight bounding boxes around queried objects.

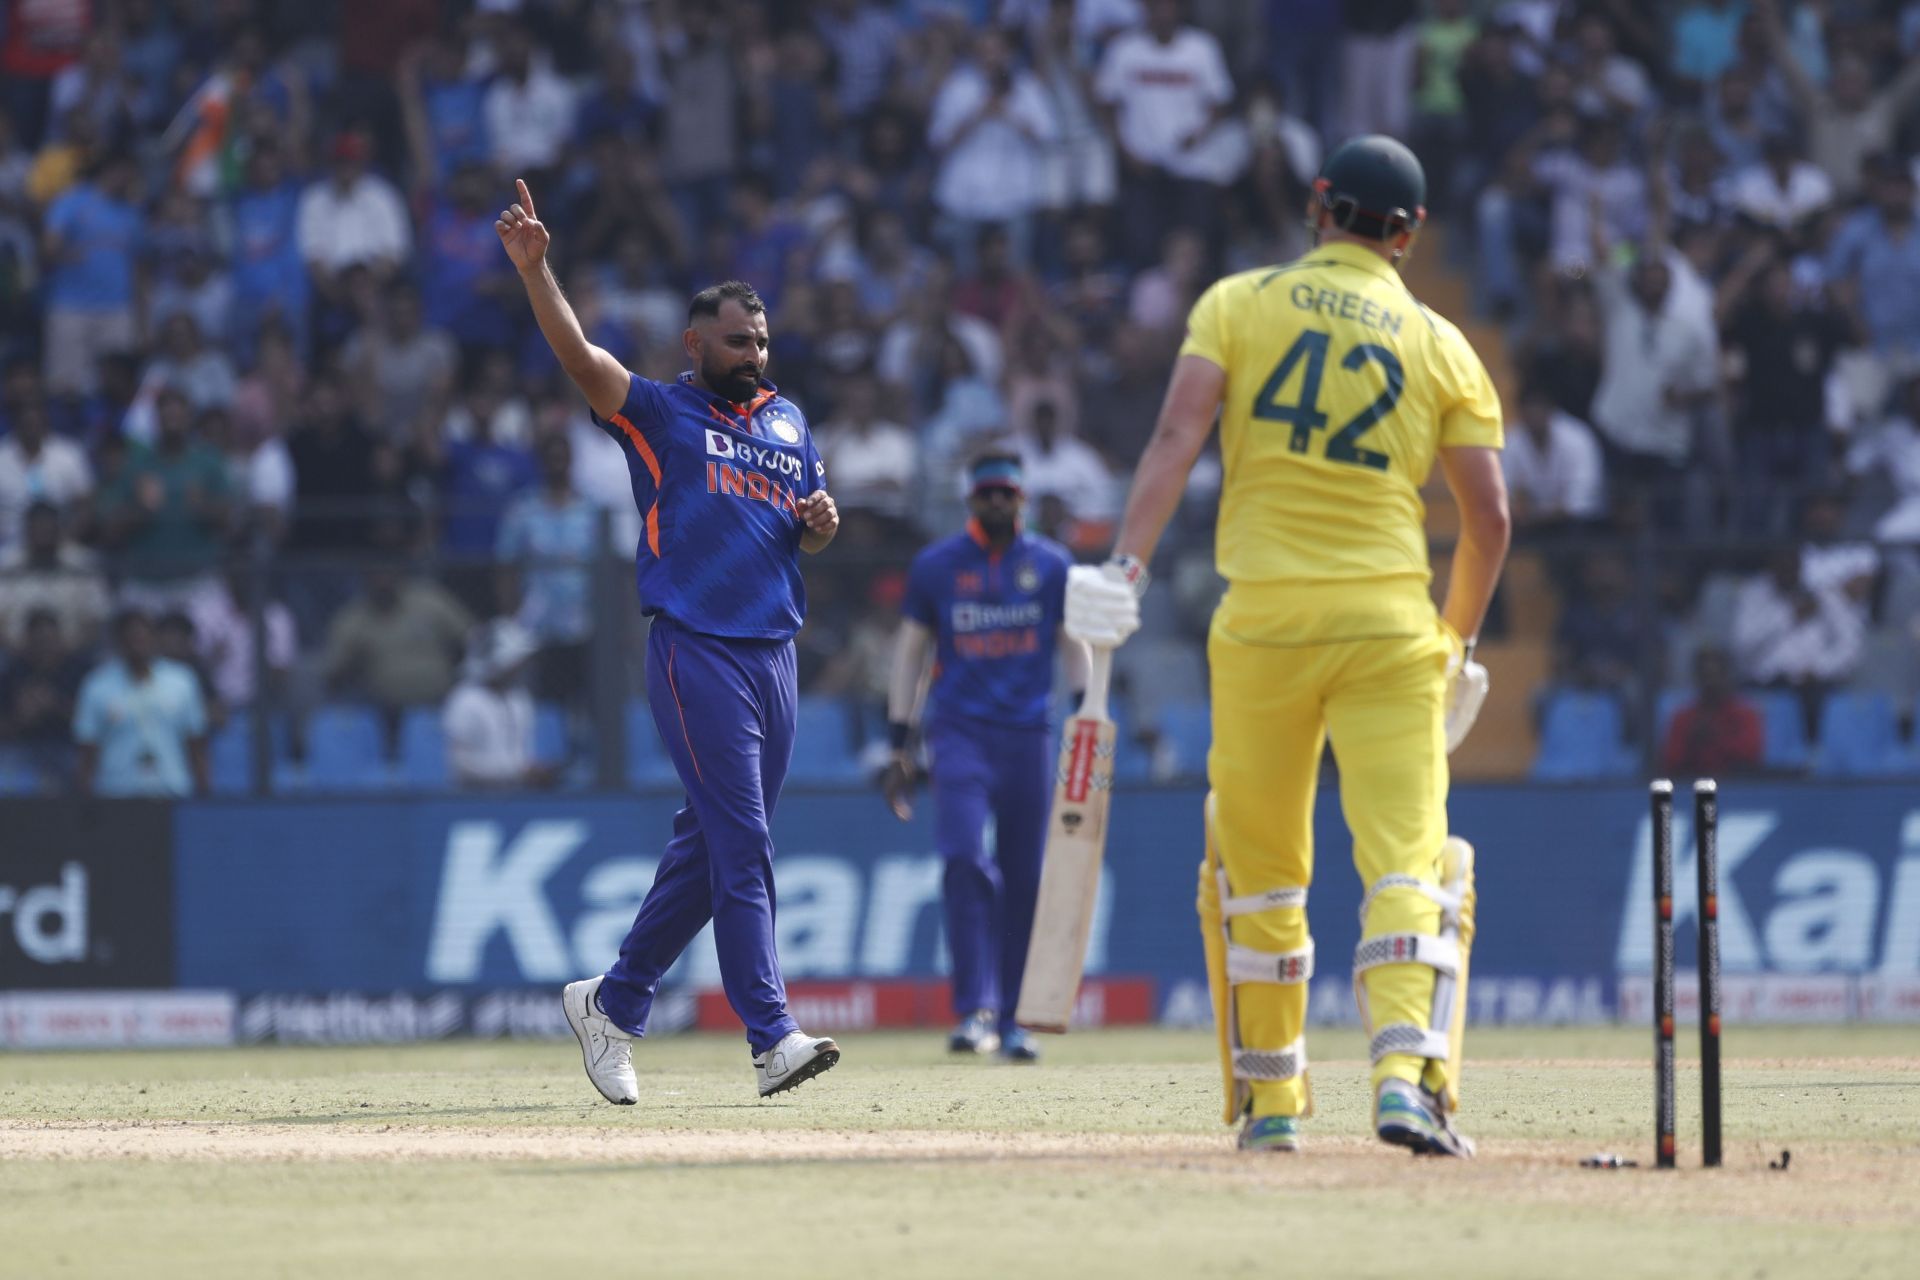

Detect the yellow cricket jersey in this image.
[1180,242,1502,617]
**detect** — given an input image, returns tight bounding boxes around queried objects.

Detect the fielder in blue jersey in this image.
[499,178,842,1104]
[884,449,1087,1062]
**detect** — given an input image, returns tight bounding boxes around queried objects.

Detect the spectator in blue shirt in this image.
[1672,0,1748,92]
[41,152,144,398]
[1825,161,1920,361]
[420,163,519,351]
[227,142,310,362]
[397,35,490,194]
[496,431,601,705]
[73,608,209,797]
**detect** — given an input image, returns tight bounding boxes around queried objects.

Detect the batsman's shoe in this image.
[999,1027,1041,1063]
[1375,1077,1475,1157]
[562,976,637,1105]
[1237,1115,1302,1153]
[948,1009,1001,1055]
[755,1030,840,1097]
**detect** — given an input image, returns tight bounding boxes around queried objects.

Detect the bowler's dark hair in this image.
[688,280,765,323]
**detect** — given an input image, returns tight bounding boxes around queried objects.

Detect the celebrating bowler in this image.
[499,179,843,1103]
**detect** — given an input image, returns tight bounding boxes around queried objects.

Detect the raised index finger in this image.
[516,178,536,220]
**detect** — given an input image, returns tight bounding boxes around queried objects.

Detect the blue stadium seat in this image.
[297,705,393,791]
[788,694,864,784]
[1813,692,1909,778]
[1158,701,1212,780]
[0,748,45,795]
[626,699,684,790]
[397,708,448,790]
[533,702,568,764]
[1753,691,1810,771]
[209,718,255,794]
[1531,688,1637,780]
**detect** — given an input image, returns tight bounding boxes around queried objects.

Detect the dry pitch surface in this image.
[2,1026,1916,1279]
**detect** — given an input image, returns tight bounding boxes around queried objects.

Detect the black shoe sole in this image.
[759,1042,841,1097]
[1378,1121,1471,1157]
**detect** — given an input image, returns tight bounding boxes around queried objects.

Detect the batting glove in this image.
[1065,556,1147,649]
[1443,640,1490,754]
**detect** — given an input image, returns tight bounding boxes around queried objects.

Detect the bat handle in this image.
[1080,646,1113,721]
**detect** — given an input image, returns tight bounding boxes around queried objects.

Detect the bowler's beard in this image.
[976,512,1017,541]
[705,356,762,403]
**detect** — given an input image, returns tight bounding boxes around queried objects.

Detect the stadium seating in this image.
[625,700,683,789]
[1157,701,1212,780]
[1812,692,1913,778]
[1530,688,1637,781]
[286,705,392,791]
[397,709,448,790]
[788,694,866,784]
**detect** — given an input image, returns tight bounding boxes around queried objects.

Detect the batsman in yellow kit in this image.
[1064,136,1511,1156]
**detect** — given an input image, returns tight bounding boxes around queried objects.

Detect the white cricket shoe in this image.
[754,1030,841,1097]
[562,976,638,1105]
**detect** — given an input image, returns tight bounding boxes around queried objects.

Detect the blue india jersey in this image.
[905,524,1072,731]
[594,371,824,640]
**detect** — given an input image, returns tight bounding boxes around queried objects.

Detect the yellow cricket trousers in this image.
[1207,579,1456,1118]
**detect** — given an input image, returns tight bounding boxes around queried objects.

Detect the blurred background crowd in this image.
[1,0,1919,796]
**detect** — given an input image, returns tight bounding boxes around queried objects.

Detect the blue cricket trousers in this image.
[597,616,800,1055]
[928,716,1050,1034]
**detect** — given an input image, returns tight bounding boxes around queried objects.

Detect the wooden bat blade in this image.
[1015,712,1116,1033]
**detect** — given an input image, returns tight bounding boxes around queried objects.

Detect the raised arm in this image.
[498,178,631,420]
[1754,0,1819,113]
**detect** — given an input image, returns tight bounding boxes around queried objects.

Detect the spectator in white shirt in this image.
[1504,379,1608,534]
[296,131,411,307]
[1018,400,1115,525]
[816,372,916,521]
[139,312,237,411]
[928,27,1059,271]
[186,566,297,710]
[1095,0,1238,262]
[482,22,576,179]
[443,619,561,791]
[1725,133,1834,233]
[1730,547,1865,691]
[1847,375,1920,543]
[0,398,93,552]
[1588,246,1720,520]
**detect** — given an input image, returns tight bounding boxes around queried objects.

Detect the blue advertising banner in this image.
[173,784,1920,1023]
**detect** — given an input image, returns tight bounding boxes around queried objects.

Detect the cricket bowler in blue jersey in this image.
[499,178,842,1104]
[883,449,1087,1062]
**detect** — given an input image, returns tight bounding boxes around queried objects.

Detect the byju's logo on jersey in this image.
[705,429,736,460]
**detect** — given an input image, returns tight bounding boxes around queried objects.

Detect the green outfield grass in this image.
[2,1026,1916,1279]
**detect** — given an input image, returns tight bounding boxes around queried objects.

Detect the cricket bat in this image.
[1015,646,1116,1033]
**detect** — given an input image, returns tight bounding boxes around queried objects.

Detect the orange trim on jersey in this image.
[610,412,664,557]
[609,413,662,483]
[668,644,703,783]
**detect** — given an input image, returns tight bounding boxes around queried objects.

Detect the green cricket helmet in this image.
[1314,135,1428,240]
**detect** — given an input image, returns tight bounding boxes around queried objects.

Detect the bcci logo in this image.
[763,413,802,445]
[1016,562,1040,593]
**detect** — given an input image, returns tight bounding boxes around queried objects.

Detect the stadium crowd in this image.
[0,0,1918,794]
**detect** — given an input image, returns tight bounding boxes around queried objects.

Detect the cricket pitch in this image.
[1,1026,1915,1278]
